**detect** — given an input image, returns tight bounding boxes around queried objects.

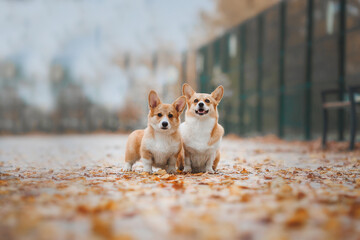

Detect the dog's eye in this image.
[157,113,162,117]
[194,99,199,103]
[205,99,210,103]
[168,113,173,118]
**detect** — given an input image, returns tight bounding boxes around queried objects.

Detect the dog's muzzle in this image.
[195,102,209,116]
[161,121,169,129]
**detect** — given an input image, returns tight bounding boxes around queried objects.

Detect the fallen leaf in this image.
[285,208,309,228]
[160,174,177,180]
[172,181,184,190]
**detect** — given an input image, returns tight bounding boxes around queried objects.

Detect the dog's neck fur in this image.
[184,114,216,132]
[181,113,217,150]
[184,106,218,131]
[147,123,178,137]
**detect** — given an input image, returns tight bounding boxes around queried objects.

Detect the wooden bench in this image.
[322,86,360,150]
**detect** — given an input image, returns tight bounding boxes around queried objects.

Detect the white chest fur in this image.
[180,116,221,172]
[180,116,219,152]
[143,131,179,167]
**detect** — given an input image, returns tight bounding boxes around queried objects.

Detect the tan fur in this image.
[182,85,224,122]
[176,145,185,171]
[180,84,224,173]
[212,150,221,170]
[208,124,224,146]
[124,129,144,164]
[124,91,186,173]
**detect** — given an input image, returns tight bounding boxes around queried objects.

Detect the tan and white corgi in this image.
[124,90,186,174]
[180,84,224,173]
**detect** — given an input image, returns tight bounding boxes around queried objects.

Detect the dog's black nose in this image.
[198,102,204,107]
[162,122,168,127]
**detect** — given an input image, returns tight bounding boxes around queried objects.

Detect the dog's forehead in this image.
[157,104,174,112]
[192,93,212,100]
[198,93,209,98]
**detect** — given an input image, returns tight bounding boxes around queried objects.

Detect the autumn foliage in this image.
[0,135,359,239]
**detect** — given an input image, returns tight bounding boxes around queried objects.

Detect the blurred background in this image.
[0,0,359,142]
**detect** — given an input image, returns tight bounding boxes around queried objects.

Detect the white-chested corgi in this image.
[124,90,186,174]
[180,84,224,173]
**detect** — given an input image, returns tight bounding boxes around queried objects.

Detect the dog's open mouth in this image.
[195,109,209,115]
[161,127,168,130]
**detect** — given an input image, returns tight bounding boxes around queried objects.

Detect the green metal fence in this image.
[196,0,360,140]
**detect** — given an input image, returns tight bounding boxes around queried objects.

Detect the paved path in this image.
[0,135,359,240]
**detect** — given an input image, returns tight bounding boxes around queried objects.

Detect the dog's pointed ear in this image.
[148,90,161,109]
[211,85,224,103]
[173,96,186,113]
[182,83,195,99]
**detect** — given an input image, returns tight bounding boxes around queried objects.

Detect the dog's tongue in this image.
[198,109,205,113]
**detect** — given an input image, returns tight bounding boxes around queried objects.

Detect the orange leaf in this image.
[172,181,184,190]
[285,208,309,228]
[240,168,250,174]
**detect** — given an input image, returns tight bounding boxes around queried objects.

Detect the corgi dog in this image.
[124,90,186,174]
[180,84,224,173]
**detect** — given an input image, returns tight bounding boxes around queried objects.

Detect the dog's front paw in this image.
[123,163,132,172]
[166,166,177,174]
[143,167,153,174]
[183,166,192,173]
[205,168,215,174]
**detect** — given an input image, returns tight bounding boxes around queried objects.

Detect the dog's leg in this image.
[124,130,143,172]
[141,148,153,174]
[205,156,215,174]
[123,162,133,172]
[142,158,153,174]
[176,147,184,171]
[166,156,177,174]
[182,148,192,173]
[212,150,220,171]
[183,158,192,173]
[124,153,138,172]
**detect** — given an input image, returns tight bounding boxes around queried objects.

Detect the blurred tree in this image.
[199,0,280,40]
[185,0,280,91]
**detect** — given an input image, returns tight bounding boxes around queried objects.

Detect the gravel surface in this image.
[0,134,359,240]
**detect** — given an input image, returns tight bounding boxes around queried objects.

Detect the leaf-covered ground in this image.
[0,134,359,240]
